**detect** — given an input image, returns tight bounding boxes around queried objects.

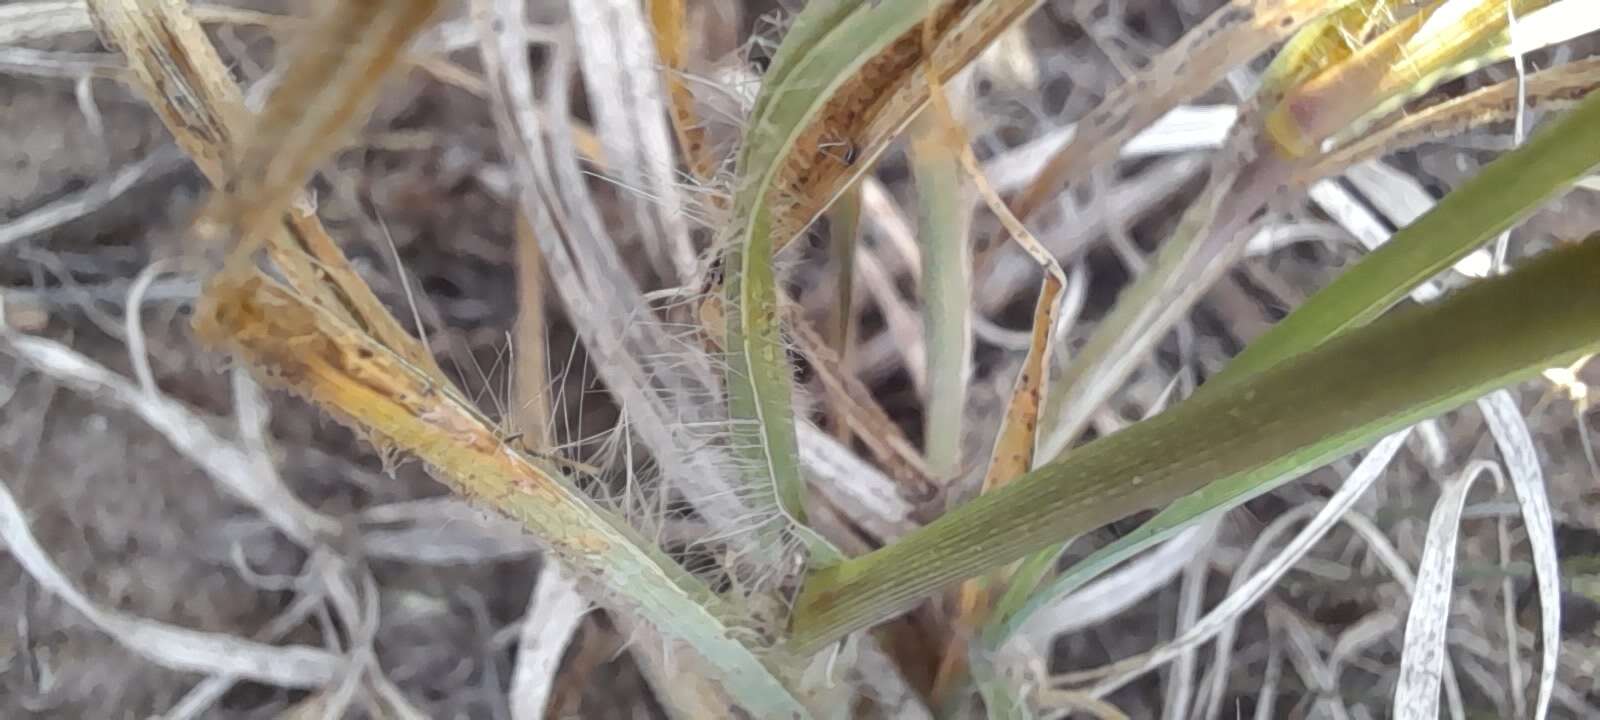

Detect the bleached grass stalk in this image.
[163,587,328,719]
[1017,521,1216,646]
[569,0,697,284]
[1324,108,1562,720]
[0,329,337,547]
[859,178,922,275]
[1477,393,1560,719]
[470,14,929,709]
[1252,639,1285,720]
[1162,549,1210,720]
[308,562,382,719]
[358,498,539,564]
[473,0,779,553]
[1008,0,1367,219]
[1331,610,1404,686]
[1269,600,1358,719]
[1066,431,1408,698]
[0,476,341,686]
[510,562,590,720]
[0,146,185,249]
[797,426,922,541]
[983,104,1237,193]
[1394,460,1505,720]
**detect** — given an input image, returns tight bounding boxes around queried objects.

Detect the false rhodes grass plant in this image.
[8,0,1600,717]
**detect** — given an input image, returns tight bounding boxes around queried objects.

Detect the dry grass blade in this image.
[822,183,863,446]
[511,213,551,453]
[647,0,717,182]
[359,498,540,564]
[0,1,99,45]
[788,307,935,496]
[510,563,589,720]
[980,104,1236,194]
[504,211,590,720]
[1068,432,1407,700]
[1164,555,1209,720]
[162,588,330,718]
[3,2,298,45]
[85,0,446,383]
[1394,460,1504,720]
[0,46,125,79]
[1014,522,1214,646]
[84,0,248,188]
[204,0,443,254]
[962,276,1061,486]
[0,330,338,547]
[797,427,923,542]
[571,0,696,283]
[0,475,341,687]
[1307,56,1600,182]
[1477,393,1560,720]
[1007,0,1363,220]
[0,145,186,249]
